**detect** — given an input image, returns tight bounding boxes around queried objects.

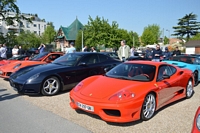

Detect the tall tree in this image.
[41,22,56,44]
[190,33,200,40]
[0,0,30,25]
[16,31,41,49]
[141,24,161,45]
[172,13,200,41]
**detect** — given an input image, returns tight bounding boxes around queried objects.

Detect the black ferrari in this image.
[9,52,122,96]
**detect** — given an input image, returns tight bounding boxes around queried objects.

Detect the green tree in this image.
[129,31,140,47]
[0,0,31,25]
[16,31,41,49]
[41,23,56,44]
[190,33,200,40]
[141,24,161,45]
[172,13,200,41]
[163,36,169,45]
[5,31,17,46]
[75,16,139,51]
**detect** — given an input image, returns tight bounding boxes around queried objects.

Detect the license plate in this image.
[77,102,94,112]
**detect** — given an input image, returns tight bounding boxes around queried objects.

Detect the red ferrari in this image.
[191,106,200,133]
[70,61,194,123]
[0,52,63,79]
[0,55,29,66]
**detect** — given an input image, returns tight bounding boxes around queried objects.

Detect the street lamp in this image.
[81,30,83,51]
[166,29,170,44]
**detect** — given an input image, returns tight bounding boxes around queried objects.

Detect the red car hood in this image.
[80,75,151,99]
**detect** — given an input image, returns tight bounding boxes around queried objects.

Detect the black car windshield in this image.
[105,63,156,81]
[30,52,48,61]
[170,56,195,64]
[52,53,82,66]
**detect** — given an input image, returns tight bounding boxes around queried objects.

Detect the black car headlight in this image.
[197,114,200,130]
[13,63,21,69]
[27,73,40,83]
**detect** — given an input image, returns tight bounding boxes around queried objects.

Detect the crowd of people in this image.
[117,40,181,62]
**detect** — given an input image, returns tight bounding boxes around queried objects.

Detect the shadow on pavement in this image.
[0,89,19,101]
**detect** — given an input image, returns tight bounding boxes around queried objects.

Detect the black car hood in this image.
[11,63,69,80]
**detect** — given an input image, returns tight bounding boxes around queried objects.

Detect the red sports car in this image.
[70,61,194,123]
[0,52,63,78]
[0,55,29,66]
[191,106,200,133]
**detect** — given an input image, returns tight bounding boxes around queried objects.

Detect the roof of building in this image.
[185,40,200,47]
[58,18,84,40]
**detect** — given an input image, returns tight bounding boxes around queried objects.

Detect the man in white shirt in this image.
[118,40,131,62]
[0,44,7,59]
[130,46,135,56]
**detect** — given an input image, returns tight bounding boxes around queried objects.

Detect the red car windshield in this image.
[106,63,156,81]
[30,52,48,61]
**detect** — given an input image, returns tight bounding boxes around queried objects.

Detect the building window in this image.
[44,25,46,29]
[26,23,30,28]
[39,31,40,36]
[38,24,40,30]
[34,24,37,27]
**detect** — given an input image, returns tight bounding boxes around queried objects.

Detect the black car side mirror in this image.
[78,62,87,66]
[104,67,112,72]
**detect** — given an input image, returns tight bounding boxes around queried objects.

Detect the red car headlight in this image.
[73,82,83,92]
[109,90,135,101]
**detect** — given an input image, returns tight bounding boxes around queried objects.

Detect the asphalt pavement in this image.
[0,82,92,133]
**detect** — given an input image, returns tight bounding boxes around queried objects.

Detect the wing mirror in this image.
[78,62,87,66]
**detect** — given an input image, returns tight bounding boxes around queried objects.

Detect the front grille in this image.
[103,109,121,117]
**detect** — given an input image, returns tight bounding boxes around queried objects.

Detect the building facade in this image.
[0,12,47,36]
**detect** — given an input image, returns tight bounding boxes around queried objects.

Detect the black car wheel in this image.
[41,76,60,96]
[186,79,193,98]
[193,71,198,86]
[141,93,156,121]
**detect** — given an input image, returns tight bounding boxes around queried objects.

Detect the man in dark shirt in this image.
[152,44,162,62]
[172,46,181,56]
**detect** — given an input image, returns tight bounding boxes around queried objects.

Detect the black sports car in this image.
[9,52,122,96]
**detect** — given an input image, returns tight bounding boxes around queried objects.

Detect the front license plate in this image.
[77,102,94,112]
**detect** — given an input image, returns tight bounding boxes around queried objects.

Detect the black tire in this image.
[41,76,60,96]
[193,71,198,87]
[141,93,156,121]
[186,79,193,99]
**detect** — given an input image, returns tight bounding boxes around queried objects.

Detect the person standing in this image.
[38,44,46,53]
[172,46,181,56]
[90,47,97,52]
[82,46,88,52]
[118,40,130,62]
[12,45,19,57]
[0,44,7,59]
[18,45,25,55]
[152,44,162,62]
[145,47,152,60]
[163,47,171,60]
[130,46,135,56]
[66,42,76,53]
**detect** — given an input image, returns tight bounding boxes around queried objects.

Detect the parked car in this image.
[9,52,122,96]
[0,52,63,78]
[101,52,120,60]
[27,48,39,55]
[0,55,29,66]
[163,55,200,86]
[70,61,194,123]
[191,106,200,133]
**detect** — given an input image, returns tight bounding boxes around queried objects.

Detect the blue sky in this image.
[16,0,200,37]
